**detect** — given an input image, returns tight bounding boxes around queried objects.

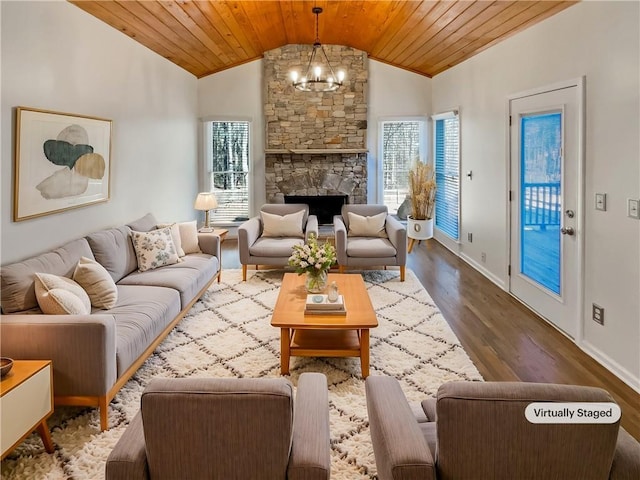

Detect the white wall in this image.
[432,1,640,387]
[367,60,432,203]
[1,1,198,264]
[197,58,432,212]
[197,60,264,217]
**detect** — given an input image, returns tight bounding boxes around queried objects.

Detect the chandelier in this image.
[289,6,345,92]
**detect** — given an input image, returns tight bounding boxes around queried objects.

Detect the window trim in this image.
[431,110,460,242]
[201,117,252,226]
[377,116,428,212]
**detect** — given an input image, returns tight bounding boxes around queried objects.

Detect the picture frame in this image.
[14,107,112,221]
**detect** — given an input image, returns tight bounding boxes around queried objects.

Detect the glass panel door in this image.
[509,81,582,340]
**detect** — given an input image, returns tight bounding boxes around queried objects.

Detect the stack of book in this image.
[304,294,346,315]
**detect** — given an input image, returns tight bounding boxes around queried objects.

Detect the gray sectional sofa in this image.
[0,213,220,430]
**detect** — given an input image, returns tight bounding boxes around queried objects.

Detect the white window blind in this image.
[433,112,459,240]
[206,121,250,224]
[381,120,425,214]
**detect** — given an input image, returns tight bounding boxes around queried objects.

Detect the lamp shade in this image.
[194,192,218,211]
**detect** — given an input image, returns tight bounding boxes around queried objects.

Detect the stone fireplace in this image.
[263,44,369,207]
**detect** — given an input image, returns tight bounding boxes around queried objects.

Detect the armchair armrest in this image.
[197,232,221,259]
[0,313,117,397]
[238,217,261,264]
[106,412,150,480]
[305,215,319,241]
[288,372,331,480]
[366,376,435,480]
[385,216,407,264]
[333,215,348,265]
[610,427,640,480]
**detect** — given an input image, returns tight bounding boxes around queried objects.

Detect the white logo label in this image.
[525,403,621,424]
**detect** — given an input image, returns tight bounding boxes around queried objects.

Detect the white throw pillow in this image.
[157,222,186,257]
[131,227,180,272]
[34,272,91,315]
[73,257,118,309]
[261,210,305,238]
[347,211,388,238]
[177,221,201,254]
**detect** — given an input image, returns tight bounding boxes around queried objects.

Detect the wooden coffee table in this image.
[271,273,378,378]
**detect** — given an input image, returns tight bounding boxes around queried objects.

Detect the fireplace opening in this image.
[285,195,348,225]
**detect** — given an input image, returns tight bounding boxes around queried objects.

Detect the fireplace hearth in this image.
[285,194,348,225]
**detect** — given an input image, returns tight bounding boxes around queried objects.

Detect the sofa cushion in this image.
[261,210,305,238]
[157,223,186,257]
[127,213,158,233]
[86,226,138,283]
[109,285,181,375]
[1,238,94,313]
[177,221,200,254]
[346,238,397,257]
[118,254,218,308]
[34,272,91,315]
[73,256,118,309]
[131,228,180,272]
[249,237,303,257]
[347,211,388,238]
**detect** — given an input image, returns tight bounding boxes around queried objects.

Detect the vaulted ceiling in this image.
[70,1,577,79]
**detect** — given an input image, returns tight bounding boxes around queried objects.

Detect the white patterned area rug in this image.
[1,269,482,480]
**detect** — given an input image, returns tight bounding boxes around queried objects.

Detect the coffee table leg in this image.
[280,328,291,375]
[360,328,370,378]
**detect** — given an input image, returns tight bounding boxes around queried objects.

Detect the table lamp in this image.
[194,192,218,232]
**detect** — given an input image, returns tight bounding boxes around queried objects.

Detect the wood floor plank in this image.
[221,237,639,440]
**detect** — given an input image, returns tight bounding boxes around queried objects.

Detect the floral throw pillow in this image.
[131,227,179,272]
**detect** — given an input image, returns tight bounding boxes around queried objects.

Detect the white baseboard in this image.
[459,252,507,290]
[580,340,640,393]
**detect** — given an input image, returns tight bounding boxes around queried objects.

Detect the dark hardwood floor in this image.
[221,237,640,440]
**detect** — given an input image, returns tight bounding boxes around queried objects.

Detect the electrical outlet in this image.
[467,232,473,242]
[481,252,486,263]
[628,199,640,219]
[592,303,605,325]
[595,193,606,211]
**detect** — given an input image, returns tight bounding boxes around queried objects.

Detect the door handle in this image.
[561,227,575,236]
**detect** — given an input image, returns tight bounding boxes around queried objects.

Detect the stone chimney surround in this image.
[263,44,369,205]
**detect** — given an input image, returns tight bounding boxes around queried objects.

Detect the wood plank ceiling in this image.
[70,1,578,79]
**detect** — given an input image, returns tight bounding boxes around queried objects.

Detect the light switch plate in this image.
[628,199,640,219]
[595,193,606,211]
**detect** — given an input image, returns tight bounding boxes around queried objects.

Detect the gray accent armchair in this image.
[238,203,319,281]
[106,373,331,480]
[334,205,407,281]
[366,376,640,480]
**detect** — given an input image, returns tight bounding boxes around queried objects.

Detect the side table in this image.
[1,360,54,459]
[199,228,228,282]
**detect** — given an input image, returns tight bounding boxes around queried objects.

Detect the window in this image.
[204,120,250,224]
[433,112,459,240]
[381,120,426,214]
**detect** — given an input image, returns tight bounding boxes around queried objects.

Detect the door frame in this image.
[505,76,586,343]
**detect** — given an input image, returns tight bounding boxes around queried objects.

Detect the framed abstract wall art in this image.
[14,107,112,221]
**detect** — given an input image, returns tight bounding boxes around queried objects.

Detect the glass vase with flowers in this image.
[288,234,337,293]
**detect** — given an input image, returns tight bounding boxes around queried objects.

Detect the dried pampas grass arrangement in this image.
[409,162,436,220]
